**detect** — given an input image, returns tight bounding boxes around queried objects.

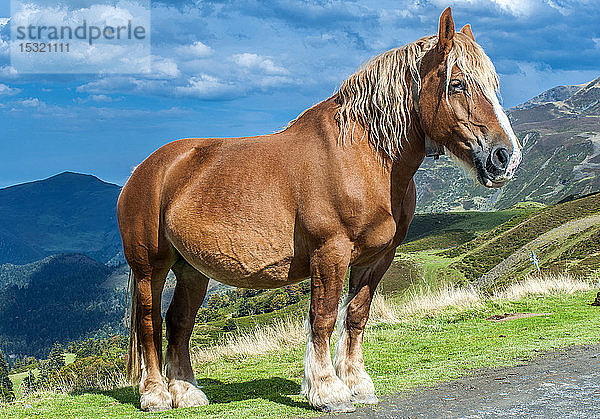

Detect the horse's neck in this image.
[289,96,425,189]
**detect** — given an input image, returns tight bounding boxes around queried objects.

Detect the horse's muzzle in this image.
[473,144,521,188]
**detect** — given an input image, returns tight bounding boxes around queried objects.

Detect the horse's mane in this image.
[335,34,500,158]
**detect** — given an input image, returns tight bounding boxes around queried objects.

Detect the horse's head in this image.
[417,8,521,188]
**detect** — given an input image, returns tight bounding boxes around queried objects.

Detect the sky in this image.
[1,0,600,187]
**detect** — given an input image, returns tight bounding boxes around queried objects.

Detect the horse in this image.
[117,7,521,413]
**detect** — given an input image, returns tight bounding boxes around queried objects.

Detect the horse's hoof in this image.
[169,379,209,408]
[143,404,172,412]
[351,393,379,404]
[140,383,173,412]
[321,402,356,413]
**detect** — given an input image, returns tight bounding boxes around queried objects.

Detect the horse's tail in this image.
[126,269,142,385]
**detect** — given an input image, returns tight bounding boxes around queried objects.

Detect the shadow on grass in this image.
[199,376,311,410]
[82,377,311,411]
[85,386,140,409]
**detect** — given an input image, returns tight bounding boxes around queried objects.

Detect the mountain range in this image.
[1,77,600,358]
[0,172,123,266]
[415,76,600,212]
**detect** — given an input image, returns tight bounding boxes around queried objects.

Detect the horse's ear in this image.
[460,24,475,42]
[437,7,455,54]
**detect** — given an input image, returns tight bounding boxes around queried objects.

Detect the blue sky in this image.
[1,0,599,187]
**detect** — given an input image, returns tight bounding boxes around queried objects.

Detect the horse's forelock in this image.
[446,34,500,106]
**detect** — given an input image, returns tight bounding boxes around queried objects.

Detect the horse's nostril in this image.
[494,147,509,170]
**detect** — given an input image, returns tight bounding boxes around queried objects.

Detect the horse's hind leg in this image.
[165,258,210,408]
[334,250,395,404]
[302,240,354,413]
[132,264,172,411]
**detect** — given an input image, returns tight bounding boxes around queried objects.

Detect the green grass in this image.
[402,207,533,253]
[8,353,76,398]
[7,370,36,398]
[450,192,600,281]
[4,290,600,418]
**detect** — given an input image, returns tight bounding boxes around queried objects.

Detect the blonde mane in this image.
[335,34,499,159]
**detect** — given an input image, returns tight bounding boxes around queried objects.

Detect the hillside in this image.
[415,76,600,212]
[453,192,600,289]
[0,254,125,359]
[396,192,600,293]
[0,172,122,265]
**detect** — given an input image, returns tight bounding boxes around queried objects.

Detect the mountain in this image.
[415,76,600,212]
[0,254,124,358]
[0,172,123,265]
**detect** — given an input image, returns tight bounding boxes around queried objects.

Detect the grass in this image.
[4,276,600,418]
[7,371,36,398]
[8,353,76,398]
[400,207,534,254]
[450,192,600,281]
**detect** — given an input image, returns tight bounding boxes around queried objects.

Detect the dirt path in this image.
[332,344,600,418]
[475,214,600,289]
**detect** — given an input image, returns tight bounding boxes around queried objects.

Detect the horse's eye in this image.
[450,79,465,92]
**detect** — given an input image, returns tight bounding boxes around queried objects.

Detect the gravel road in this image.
[334,344,600,418]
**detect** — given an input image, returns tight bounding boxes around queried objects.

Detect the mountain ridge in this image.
[0,171,123,265]
[414,75,600,212]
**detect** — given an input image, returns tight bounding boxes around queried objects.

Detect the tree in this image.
[270,291,290,311]
[235,298,254,317]
[0,348,14,402]
[207,293,225,310]
[10,357,22,373]
[284,284,303,304]
[37,359,50,385]
[21,370,36,394]
[47,342,65,371]
[222,318,237,332]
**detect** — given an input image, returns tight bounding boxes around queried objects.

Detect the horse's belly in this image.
[166,218,307,288]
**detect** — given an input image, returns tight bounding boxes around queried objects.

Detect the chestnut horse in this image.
[117,7,521,413]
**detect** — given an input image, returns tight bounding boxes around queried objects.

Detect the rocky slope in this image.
[415,76,600,212]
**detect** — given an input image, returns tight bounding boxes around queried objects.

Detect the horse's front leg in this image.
[334,249,395,404]
[302,239,354,413]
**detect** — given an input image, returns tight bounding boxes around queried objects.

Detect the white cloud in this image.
[19,98,43,107]
[175,74,236,99]
[151,56,181,78]
[90,94,115,102]
[76,94,120,103]
[0,18,9,57]
[9,3,150,74]
[593,38,600,49]
[0,83,21,95]
[231,53,288,75]
[0,66,18,77]
[432,0,539,17]
[176,41,213,58]
[491,0,537,16]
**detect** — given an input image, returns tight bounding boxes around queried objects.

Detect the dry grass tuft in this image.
[399,285,482,317]
[20,371,128,397]
[369,292,401,324]
[494,274,596,302]
[191,318,305,366]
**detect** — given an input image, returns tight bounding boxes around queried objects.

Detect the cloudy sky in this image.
[1,0,599,187]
